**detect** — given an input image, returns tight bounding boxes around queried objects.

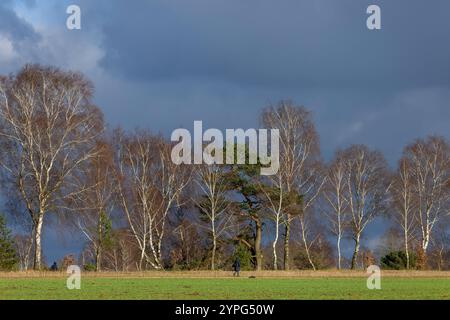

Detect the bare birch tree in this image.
[0,65,103,269]
[115,130,191,270]
[429,220,449,271]
[68,139,116,271]
[261,100,322,270]
[391,157,417,269]
[258,172,284,270]
[13,234,33,270]
[342,145,390,269]
[193,164,234,270]
[323,151,349,269]
[102,229,136,272]
[404,136,449,253]
[296,163,326,271]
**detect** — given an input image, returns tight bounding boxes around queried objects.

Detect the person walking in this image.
[232,258,241,277]
[50,261,58,271]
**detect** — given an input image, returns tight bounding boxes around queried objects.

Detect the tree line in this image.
[0,65,448,271]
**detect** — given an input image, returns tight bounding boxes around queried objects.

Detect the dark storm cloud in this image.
[82,0,450,90]
[0,0,448,162]
[73,0,450,165]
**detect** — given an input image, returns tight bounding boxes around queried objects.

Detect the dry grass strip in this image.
[1,270,449,279]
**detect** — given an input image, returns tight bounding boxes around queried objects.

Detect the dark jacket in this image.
[232,259,241,271]
[50,262,58,271]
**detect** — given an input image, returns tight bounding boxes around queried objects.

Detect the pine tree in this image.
[0,214,18,270]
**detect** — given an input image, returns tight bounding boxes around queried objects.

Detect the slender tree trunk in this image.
[337,234,342,270]
[121,242,127,272]
[138,247,145,271]
[95,247,102,272]
[283,215,291,270]
[81,251,85,268]
[33,214,44,270]
[211,233,217,271]
[96,215,103,272]
[300,218,316,270]
[422,227,430,253]
[420,215,431,254]
[438,247,443,271]
[156,211,168,270]
[272,215,280,270]
[211,209,217,270]
[351,233,360,270]
[404,228,410,270]
[23,231,34,271]
[255,219,263,271]
[337,212,342,270]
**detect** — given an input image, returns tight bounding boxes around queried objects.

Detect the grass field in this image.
[0,271,449,300]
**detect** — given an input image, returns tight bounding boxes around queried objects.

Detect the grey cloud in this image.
[0,2,39,42]
[0,0,449,165]
[80,0,450,90]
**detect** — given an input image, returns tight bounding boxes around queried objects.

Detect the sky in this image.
[0,0,449,264]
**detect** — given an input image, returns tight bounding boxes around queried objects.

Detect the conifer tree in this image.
[0,214,18,270]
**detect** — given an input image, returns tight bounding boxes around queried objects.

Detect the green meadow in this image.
[0,277,449,300]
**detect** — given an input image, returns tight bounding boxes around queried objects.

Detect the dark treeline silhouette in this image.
[0,65,448,271]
